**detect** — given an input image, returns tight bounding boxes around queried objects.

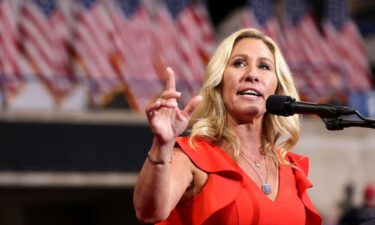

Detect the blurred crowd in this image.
[337,183,375,225]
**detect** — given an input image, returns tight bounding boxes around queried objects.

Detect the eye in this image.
[232,59,247,68]
[259,62,271,70]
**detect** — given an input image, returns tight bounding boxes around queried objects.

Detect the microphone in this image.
[266,95,356,117]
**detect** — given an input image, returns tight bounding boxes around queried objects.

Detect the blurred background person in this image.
[338,183,375,225]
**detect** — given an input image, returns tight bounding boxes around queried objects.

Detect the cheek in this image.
[221,83,234,104]
[222,74,237,97]
[266,76,278,95]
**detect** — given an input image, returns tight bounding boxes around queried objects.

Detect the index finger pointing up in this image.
[165,67,176,91]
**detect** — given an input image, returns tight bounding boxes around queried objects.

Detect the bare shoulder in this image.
[171,147,209,201]
[170,146,195,178]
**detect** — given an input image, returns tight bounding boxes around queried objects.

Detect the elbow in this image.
[133,187,173,223]
[135,206,171,223]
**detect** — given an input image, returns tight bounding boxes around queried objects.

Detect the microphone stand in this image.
[320,111,375,130]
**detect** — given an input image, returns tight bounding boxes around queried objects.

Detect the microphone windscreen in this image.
[266,95,294,116]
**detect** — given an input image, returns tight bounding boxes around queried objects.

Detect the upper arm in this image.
[166,147,195,210]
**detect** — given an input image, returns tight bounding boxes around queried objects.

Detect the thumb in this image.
[183,95,203,117]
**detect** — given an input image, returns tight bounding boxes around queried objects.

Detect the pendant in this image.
[255,161,260,168]
[261,183,272,195]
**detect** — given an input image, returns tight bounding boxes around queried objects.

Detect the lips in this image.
[237,88,262,97]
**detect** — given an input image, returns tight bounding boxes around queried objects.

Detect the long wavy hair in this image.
[189,28,300,163]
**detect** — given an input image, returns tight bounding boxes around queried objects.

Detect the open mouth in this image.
[237,89,262,97]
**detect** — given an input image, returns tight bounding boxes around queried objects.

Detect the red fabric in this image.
[156,137,322,225]
[364,184,375,201]
[237,157,306,224]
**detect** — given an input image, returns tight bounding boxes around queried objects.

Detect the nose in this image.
[244,65,259,82]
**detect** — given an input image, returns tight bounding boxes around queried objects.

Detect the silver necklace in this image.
[241,153,272,195]
[242,153,262,168]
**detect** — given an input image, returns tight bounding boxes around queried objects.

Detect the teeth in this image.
[240,90,260,96]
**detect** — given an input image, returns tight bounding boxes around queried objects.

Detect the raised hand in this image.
[145,67,202,146]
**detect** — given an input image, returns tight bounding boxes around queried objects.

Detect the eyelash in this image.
[259,63,270,70]
[233,59,246,67]
[232,59,271,70]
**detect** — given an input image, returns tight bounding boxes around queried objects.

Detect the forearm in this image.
[134,66,201,223]
[133,139,175,222]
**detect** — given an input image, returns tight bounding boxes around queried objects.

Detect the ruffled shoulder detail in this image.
[157,137,243,225]
[176,137,240,174]
[287,152,322,225]
[286,152,312,192]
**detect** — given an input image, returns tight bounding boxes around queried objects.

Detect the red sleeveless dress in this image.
[156,137,322,225]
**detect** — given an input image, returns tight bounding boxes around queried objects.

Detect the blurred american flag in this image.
[0,0,372,110]
[166,0,212,86]
[242,0,372,103]
[151,0,197,105]
[0,0,28,98]
[243,0,284,48]
[72,0,120,105]
[20,0,75,102]
[107,0,163,111]
[190,1,215,64]
[323,0,373,92]
[283,0,338,102]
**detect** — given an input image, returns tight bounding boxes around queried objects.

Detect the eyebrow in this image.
[230,54,274,64]
[258,57,274,64]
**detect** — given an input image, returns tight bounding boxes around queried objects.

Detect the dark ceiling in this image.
[205,0,375,37]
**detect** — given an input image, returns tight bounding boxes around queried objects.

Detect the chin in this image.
[243,106,260,116]
[246,106,268,119]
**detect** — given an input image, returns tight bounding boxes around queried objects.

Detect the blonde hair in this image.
[189,28,300,163]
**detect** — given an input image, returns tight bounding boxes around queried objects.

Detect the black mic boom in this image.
[266,95,355,117]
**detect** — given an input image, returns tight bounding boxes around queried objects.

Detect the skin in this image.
[133,38,279,223]
[133,67,203,223]
[222,38,277,124]
[222,38,279,201]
